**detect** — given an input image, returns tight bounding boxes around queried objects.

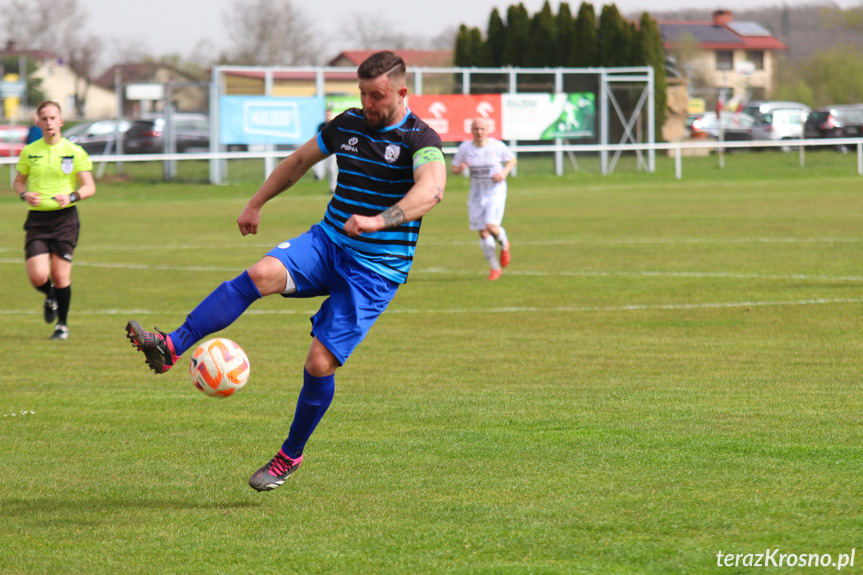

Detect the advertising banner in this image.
[326,95,361,115]
[406,94,502,141]
[219,96,325,145]
[501,93,595,140]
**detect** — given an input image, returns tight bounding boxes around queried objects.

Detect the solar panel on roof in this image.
[659,24,744,44]
[727,21,772,36]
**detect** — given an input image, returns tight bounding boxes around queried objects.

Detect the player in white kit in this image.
[451,117,517,280]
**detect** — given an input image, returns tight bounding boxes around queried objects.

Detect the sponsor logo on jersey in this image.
[341,136,359,153]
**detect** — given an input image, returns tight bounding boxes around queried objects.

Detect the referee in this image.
[14,101,96,340]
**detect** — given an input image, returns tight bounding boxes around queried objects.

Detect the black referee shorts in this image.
[24,207,80,262]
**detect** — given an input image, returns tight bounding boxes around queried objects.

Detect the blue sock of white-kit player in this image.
[169,271,262,355]
[281,369,336,459]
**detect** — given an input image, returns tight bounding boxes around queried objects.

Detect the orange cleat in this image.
[488,268,502,281]
[500,241,511,268]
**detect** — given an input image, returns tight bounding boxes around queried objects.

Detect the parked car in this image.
[688,111,756,142]
[0,124,28,157]
[124,112,210,154]
[64,119,131,155]
[741,100,811,123]
[804,105,863,151]
[750,108,810,150]
[124,112,249,154]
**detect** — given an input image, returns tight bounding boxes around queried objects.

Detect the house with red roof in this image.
[657,10,787,109]
[0,40,115,120]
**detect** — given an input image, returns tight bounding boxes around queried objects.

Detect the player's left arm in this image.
[344,148,446,237]
[493,157,517,183]
[55,171,96,207]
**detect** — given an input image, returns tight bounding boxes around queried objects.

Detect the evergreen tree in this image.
[485,8,507,67]
[526,1,557,67]
[637,12,668,138]
[571,2,598,67]
[598,4,631,68]
[454,25,473,67]
[503,3,531,66]
[556,3,575,67]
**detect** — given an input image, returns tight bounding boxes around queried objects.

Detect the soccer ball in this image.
[189,338,250,397]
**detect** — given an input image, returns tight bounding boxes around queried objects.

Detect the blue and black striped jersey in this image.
[316,108,443,284]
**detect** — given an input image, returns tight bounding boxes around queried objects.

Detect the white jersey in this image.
[452,138,515,200]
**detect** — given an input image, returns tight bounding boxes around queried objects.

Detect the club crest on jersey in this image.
[61,156,74,174]
[385,144,400,163]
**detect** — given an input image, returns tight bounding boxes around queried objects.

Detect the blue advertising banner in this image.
[219,96,325,145]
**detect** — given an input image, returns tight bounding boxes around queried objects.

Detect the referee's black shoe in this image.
[43,296,58,324]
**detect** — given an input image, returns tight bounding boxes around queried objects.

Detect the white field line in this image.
[0,236,860,255]
[1,298,862,317]
[0,257,860,282]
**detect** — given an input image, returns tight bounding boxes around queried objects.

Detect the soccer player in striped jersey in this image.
[126,52,446,492]
[451,117,516,280]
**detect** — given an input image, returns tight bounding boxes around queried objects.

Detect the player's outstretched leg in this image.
[126,321,179,374]
[249,450,303,492]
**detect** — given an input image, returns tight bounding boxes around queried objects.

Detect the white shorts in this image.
[468,193,507,231]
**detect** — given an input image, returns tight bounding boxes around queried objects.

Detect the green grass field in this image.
[2,152,862,574]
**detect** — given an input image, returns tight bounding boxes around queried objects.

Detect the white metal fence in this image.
[3,137,863,189]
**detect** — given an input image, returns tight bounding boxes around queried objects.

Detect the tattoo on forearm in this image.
[277,179,294,195]
[433,186,443,204]
[381,205,406,228]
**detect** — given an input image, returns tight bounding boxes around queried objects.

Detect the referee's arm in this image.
[55,171,96,208]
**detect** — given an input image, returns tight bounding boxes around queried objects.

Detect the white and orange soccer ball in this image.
[189,338,250,397]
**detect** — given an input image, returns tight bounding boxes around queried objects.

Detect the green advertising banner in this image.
[325,95,361,115]
[502,93,595,140]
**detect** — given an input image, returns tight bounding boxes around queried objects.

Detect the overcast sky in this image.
[83,0,849,62]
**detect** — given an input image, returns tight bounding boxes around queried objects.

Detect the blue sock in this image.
[282,369,336,459]
[168,271,262,356]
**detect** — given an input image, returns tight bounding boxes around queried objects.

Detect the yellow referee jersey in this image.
[17,138,93,211]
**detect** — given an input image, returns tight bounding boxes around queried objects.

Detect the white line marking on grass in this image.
[2,298,862,317]
[418,268,863,282]
[1,258,860,282]
[1,236,857,255]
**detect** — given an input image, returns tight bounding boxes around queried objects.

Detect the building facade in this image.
[658,10,787,110]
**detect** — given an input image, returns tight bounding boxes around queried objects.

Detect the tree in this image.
[598,4,632,68]
[2,0,100,116]
[454,25,486,67]
[503,4,531,66]
[485,9,507,67]
[791,44,863,105]
[637,12,667,137]
[571,2,598,67]
[555,3,575,67]
[339,12,410,50]
[222,0,319,65]
[526,1,557,67]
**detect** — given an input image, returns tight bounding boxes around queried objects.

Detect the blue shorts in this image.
[266,224,399,365]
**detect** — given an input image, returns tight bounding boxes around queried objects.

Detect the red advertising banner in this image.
[406,94,502,142]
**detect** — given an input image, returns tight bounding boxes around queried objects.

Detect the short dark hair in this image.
[357,51,406,82]
[36,100,61,115]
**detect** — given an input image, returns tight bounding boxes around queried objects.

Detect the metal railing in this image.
[4,137,863,188]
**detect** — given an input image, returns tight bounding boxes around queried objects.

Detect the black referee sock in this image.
[37,280,54,298]
[55,285,71,325]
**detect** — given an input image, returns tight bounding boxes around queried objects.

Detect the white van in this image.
[747,104,811,150]
[742,101,811,121]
